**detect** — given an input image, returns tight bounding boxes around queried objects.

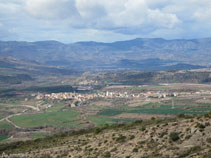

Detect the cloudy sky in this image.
[0,0,211,43]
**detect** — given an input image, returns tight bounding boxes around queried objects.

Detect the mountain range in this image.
[0,38,211,71]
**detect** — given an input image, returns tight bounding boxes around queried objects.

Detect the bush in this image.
[196,123,205,129]
[151,117,155,120]
[177,114,185,118]
[103,123,109,128]
[115,134,126,143]
[205,122,210,126]
[110,147,117,152]
[206,138,211,144]
[130,135,135,140]
[207,111,211,117]
[169,132,180,142]
[140,126,146,131]
[103,151,111,157]
[132,147,138,152]
[135,120,143,124]
[185,135,192,140]
[94,127,102,134]
[159,132,168,138]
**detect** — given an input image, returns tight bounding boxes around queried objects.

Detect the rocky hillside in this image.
[0,114,211,158]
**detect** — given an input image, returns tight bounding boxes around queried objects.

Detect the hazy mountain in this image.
[0,38,210,71]
[0,56,81,85]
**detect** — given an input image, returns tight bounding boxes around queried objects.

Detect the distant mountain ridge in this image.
[0,38,210,71]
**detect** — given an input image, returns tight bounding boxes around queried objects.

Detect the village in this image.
[34,89,211,107]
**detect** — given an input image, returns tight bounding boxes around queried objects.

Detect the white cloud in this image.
[24,0,79,19]
[75,0,106,19]
[0,0,211,42]
[22,0,180,30]
[147,9,180,29]
[193,6,211,25]
[0,1,20,15]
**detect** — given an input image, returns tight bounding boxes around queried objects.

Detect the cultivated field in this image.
[0,80,211,143]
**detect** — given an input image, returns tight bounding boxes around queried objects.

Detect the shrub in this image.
[94,127,102,134]
[103,151,111,157]
[130,135,135,140]
[185,135,192,140]
[140,126,146,131]
[132,147,138,152]
[135,120,143,124]
[196,123,205,129]
[206,138,211,144]
[159,132,167,138]
[104,123,109,128]
[110,147,117,152]
[169,132,180,142]
[151,117,155,120]
[205,122,210,126]
[115,134,126,143]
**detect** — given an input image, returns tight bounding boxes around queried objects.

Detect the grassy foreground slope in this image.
[0,113,211,158]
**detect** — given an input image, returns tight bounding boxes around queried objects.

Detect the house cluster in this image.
[195,90,211,95]
[35,91,179,102]
[98,91,178,99]
[34,89,211,109]
[35,92,96,102]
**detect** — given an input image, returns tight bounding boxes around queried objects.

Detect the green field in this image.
[10,110,81,129]
[127,85,168,90]
[0,121,13,130]
[46,103,66,112]
[0,135,9,142]
[87,116,135,126]
[47,105,66,112]
[98,104,211,116]
[29,133,52,139]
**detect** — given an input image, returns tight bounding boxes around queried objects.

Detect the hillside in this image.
[0,38,210,71]
[0,114,210,158]
[0,56,81,85]
[86,70,211,85]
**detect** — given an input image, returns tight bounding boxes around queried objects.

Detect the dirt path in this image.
[0,110,28,129]
[2,110,27,129]
[21,105,40,111]
[5,116,21,129]
[0,104,40,129]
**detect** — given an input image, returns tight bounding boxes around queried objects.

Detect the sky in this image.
[0,0,211,43]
